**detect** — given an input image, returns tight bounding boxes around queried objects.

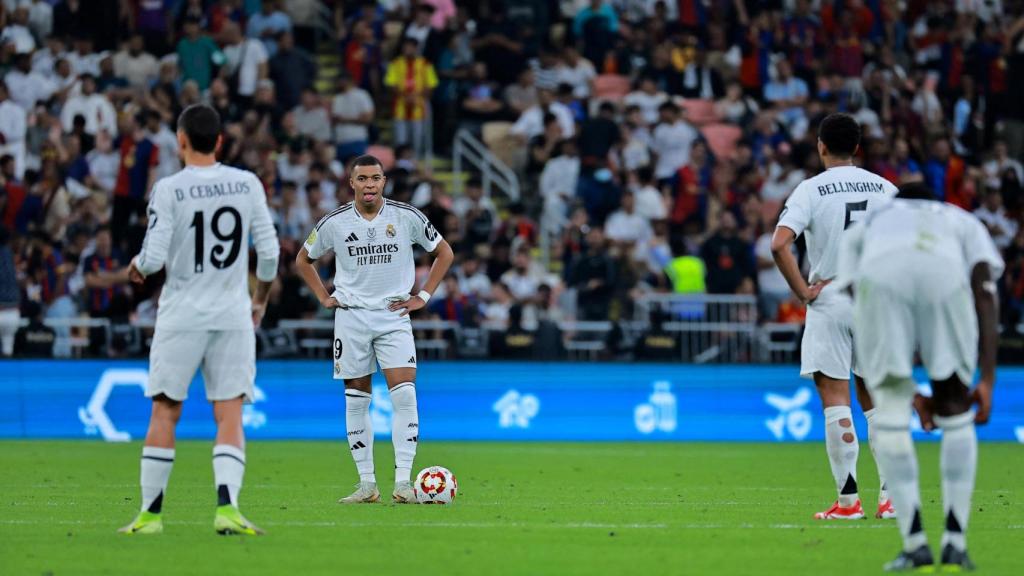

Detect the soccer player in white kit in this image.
[119,104,280,535]
[837,182,1002,571]
[295,155,454,504]
[771,113,899,520]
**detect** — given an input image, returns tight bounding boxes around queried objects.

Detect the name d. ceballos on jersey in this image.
[173,180,252,201]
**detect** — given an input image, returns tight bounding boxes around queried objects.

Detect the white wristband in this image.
[417,290,431,303]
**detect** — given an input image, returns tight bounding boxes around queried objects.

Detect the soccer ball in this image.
[413,466,458,505]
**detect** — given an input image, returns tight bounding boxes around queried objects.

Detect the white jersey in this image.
[304,199,442,310]
[136,163,280,331]
[777,166,898,284]
[837,199,1005,293]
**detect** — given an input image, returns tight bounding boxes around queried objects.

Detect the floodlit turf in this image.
[0,441,1021,575]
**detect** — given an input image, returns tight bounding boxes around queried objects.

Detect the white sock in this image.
[140,446,174,513]
[389,383,419,484]
[864,408,889,504]
[824,405,860,507]
[935,411,977,552]
[213,444,246,507]
[875,425,928,552]
[345,389,375,483]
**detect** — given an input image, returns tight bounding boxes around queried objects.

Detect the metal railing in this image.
[451,128,521,202]
[11,307,807,363]
[635,294,760,363]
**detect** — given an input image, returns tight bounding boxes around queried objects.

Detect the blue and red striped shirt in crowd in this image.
[114,135,159,199]
[83,253,123,315]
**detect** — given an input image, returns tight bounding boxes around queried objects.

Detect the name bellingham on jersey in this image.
[779,165,899,285]
[304,199,441,309]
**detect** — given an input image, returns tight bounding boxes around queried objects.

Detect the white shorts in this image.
[147,329,256,403]
[333,307,417,379]
[800,289,858,381]
[854,267,978,390]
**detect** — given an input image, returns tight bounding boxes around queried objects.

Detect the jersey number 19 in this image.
[190,208,243,273]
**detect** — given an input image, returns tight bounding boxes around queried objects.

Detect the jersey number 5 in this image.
[190,208,242,273]
[844,201,868,230]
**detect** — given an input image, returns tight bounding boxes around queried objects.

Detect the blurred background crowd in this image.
[1,0,1024,359]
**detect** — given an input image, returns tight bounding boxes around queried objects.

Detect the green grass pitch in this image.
[1,441,1021,575]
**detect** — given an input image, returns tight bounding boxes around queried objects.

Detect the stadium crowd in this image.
[1,0,1024,358]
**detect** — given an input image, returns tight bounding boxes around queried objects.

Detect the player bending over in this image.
[837,182,1001,571]
[295,155,453,504]
[771,113,899,520]
[120,104,280,535]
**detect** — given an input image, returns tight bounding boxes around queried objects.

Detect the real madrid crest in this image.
[386,223,396,238]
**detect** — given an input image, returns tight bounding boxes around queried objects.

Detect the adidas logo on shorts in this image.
[345,232,359,242]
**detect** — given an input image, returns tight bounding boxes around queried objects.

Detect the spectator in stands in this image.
[292,89,331,143]
[59,74,117,138]
[145,110,180,182]
[248,0,292,56]
[402,3,444,62]
[701,212,753,295]
[331,72,375,164]
[632,166,667,222]
[269,31,317,113]
[4,53,55,112]
[651,101,698,185]
[975,188,1019,250]
[111,114,159,253]
[12,300,55,358]
[0,227,18,357]
[755,216,792,321]
[457,254,492,301]
[222,21,270,107]
[452,177,497,247]
[504,68,538,117]
[560,46,596,99]
[605,190,652,248]
[511,86,575,142]
[680,47,724,100]
[539,138,579,237]
[671,139,711,226]
[0,82,27,179]
[625,75,669,127]
[983,140,1024,191]
[763,60,809,139]
[429,275,474,325]
[114,34,161,88]
[385,38,438,162]
[342,19,382,97]
[569,227,615,321]
[177,16,225,92]
[86,131,119,195]
[82,226,126,316]
[459,62,505,128]
[470,3,524,86]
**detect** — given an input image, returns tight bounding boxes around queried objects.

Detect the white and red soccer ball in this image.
[413,466,458,505]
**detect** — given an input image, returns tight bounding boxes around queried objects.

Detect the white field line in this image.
[1,519,1021,530]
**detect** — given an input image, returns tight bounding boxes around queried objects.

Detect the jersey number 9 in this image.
[190,207,243,273]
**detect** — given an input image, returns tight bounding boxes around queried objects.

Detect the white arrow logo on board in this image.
[78,369,149,442]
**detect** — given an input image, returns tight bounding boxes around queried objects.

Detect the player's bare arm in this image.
[971,262,999,425]
[295,247,341,309]
[388,239,454,317]
[770,226,829,304]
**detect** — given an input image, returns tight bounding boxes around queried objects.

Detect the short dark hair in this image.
[818,113,861,158]
[350,154,384,172]
[896,182,938,201]
[177,104,221,154]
